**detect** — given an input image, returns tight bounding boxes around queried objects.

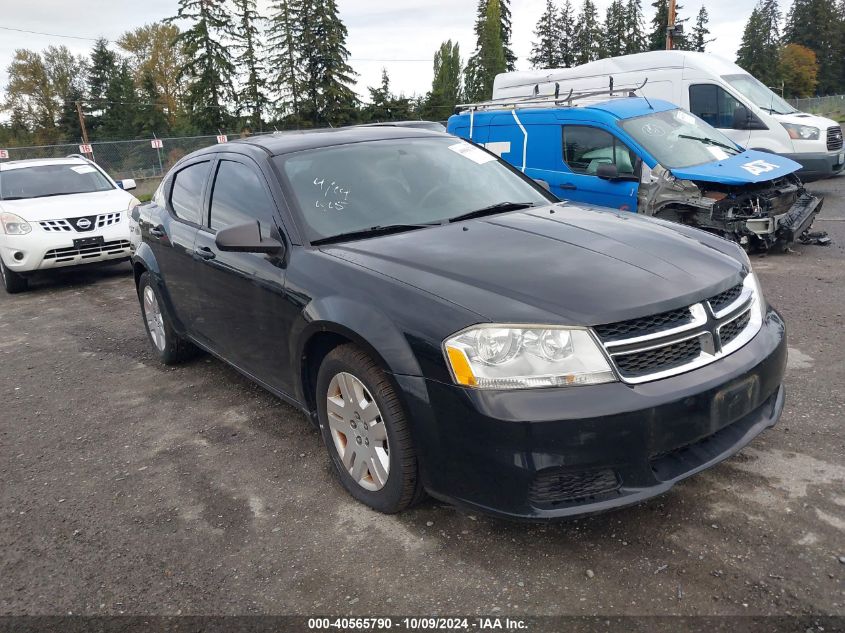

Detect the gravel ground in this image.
[1,176,843,619]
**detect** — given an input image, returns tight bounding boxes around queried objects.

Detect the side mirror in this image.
[215,221,285,255]
[118,178,137,191]
[732,105,750,130]
[596,163,619,180]
[533,178,551,191]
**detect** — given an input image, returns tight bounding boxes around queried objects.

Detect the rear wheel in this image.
[0,257,28,294]
[137,271,197,364]
[316,344,424,513]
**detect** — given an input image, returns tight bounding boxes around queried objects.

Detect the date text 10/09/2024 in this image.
[307,617,529,631]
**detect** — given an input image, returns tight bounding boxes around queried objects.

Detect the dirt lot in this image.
[1,177,844,620]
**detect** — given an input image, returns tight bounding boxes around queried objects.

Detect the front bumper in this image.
[783,150,845,181]
[775,192,823,242]
[398,308,786,520]
[0,221,131,274]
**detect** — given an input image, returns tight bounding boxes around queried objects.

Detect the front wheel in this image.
[0,257,28,294]
[316,344,424,513]
[137,271,198,364]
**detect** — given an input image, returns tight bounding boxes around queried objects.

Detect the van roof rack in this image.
[455,78,648,113]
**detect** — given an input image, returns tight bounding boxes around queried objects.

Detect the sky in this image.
[0,0,774,107]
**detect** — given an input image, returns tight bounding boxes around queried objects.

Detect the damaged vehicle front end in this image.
[624,108,823,251]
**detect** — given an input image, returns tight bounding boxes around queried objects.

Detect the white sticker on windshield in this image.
[71,165,97,174]
[449,142,496,165]
[675,110,696,125]
[706,146,730,161]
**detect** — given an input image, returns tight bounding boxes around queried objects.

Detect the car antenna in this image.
[634,78,653,110]
[555,82,560,99]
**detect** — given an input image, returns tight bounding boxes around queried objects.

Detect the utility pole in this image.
[75,101,90,146]
[665,0,677,49]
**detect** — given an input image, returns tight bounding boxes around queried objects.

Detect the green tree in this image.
[232,0,267,131]
[136,70,171,136]
[648,0,685,50]
[784,0,842,93]
[559,0,577,66]
[464,0,508,101]
[573,0,603,64]
[689,7,714,52]
[602,0,628,58]
[362,69,413,122]
[118,23,185,128]
[473,0,516,71]
[780,43,818,96]
[423,40,462,119]
[99,61,138,139]
[88,38,117,120]
[624,0,648,54]
[168,0,236,133]
[298,0,359,126]
[267,0,303,123]
[58,86,85,142]
[736,0,782,87]
[529,0,565,69]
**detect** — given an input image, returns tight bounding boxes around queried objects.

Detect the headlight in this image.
[0,212,32,235]
[745,270,767,322]
[443,325,617,389]
[782,123,820,141]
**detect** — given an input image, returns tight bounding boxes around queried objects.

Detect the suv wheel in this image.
[316,344,424,513]
[0,257,28,294]
[137,271,197,364]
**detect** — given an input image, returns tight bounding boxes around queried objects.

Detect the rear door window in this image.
[689,84,743,129]
[208,160,278,238]
[562,126,639,175]
[170,161,210,225]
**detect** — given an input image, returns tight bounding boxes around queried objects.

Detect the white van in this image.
[493,51,845,181]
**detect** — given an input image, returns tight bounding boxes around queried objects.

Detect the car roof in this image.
[450,97,677,124]
[212,126,453,158]
[0,157,91,171]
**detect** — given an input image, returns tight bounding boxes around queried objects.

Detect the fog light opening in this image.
[13,251,24,261]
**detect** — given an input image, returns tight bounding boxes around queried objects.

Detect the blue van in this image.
[447,96,822,249]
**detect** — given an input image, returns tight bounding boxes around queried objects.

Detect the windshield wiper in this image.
[677,135,741,154]
[447,201,538,224]
[311,223,438,246]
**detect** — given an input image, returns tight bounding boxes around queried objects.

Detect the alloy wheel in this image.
[326,372,390,491]
[143,286,166,351]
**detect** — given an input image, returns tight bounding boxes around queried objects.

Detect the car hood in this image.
[0,189,135,221]
[321,203,747,326]
[669,149,801,185]
[772,110,838,129]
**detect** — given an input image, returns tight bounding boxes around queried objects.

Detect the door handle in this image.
[149,226,165,238]
[195,246,216,261]
[559,183,577,191]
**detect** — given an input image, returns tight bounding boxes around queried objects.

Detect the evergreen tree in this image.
[464,0,508,101]
[168,0,236,133]
[559,0,577,66]
[624,0,648,54]
[736,0,782,87]
[232,0,267,131]
[267,0,303,123]
[602,0,629,58]
[100,61,138,139]
[136,70,171,136]
[784,0,842,93]
[573,0,603,64]
[58,87,85,142]
[689,7,714,51]
[362,69,412,122]
[473,0,516,71]
[88,38,117,127]
[298,0,359,126]
[529,0,564,69]
[648,0,685,50]
[423,40,462,119]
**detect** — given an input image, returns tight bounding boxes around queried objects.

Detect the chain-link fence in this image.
[787,95,845,119]
[0,132,273,182]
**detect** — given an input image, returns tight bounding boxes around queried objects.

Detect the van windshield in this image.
[722,74,797,115]
[620,109,742,169]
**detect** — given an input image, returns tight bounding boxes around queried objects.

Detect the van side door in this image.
[555,125,640,212]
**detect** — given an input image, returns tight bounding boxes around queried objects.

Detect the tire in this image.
[0,257,28,294]
[137,271,198,365]
[316,344,424,513]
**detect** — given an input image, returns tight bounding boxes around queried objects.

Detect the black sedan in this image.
[129,127,786,519]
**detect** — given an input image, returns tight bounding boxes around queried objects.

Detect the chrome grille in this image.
[828,126,843,151]
[594,276,762,384]
[44,239,131,263]
[96,212,122,228]
[39,219,73,232]
[39,212,122,233]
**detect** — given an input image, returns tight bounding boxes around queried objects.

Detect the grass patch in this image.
[136,193,153,203]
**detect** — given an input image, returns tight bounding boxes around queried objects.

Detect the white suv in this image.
[0,156,139,293]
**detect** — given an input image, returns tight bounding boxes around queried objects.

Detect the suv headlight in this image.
[0,212,32,235]
[443,325,616,389]
[746,270,767,322]
[782,122,820,141]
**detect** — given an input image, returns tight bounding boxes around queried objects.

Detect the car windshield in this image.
[0,163,114,200]
[722,73,797,115]
[620,109,742,169]
[276,137,553,243]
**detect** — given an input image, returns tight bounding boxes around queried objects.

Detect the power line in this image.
[0,25,101,41]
